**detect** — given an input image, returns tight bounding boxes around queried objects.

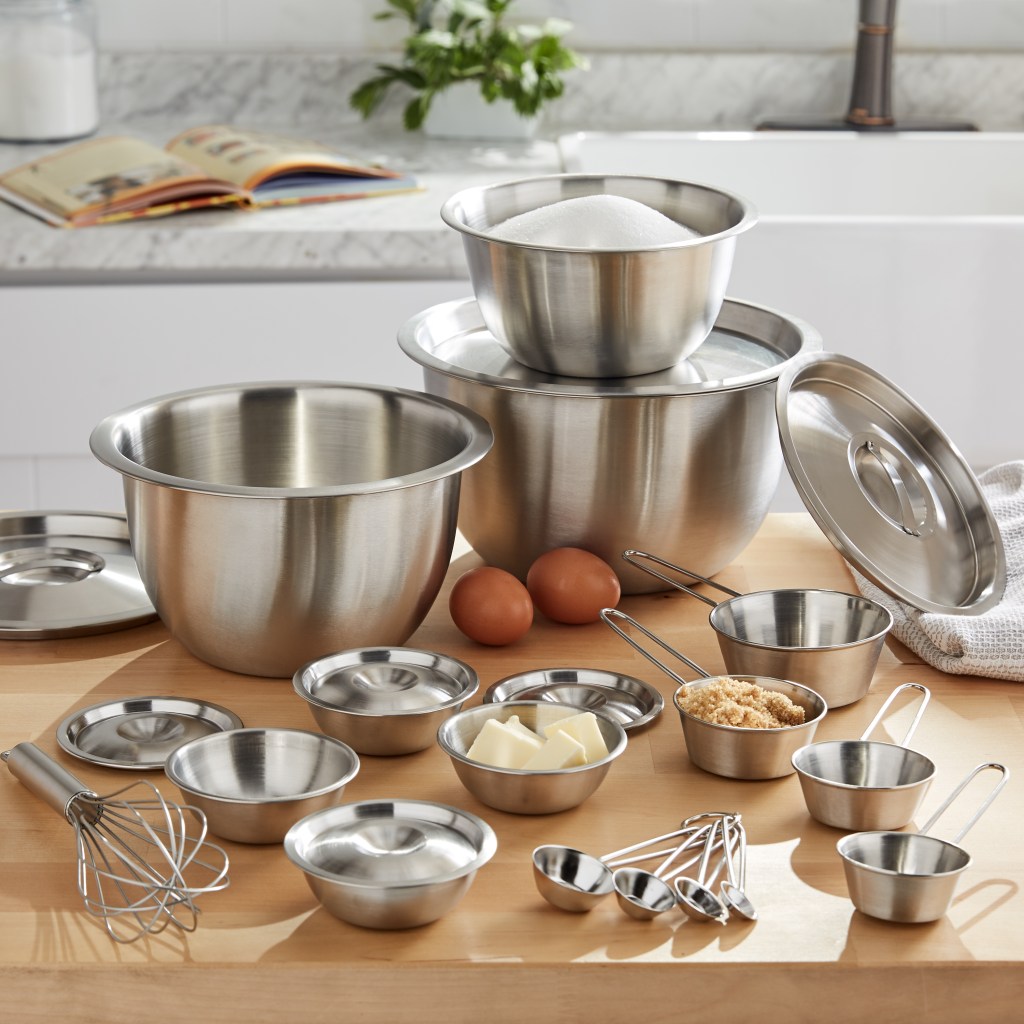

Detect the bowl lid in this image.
[56,696,243,770]
[294,647,478,715]
[483,668,663,731]
[775,352,1006,615]
[399,296,821,397]
[0,511,157,638]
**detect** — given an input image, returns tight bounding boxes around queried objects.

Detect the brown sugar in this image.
[678,677,806,729]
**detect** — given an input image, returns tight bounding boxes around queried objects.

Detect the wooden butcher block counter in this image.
[2,515,1022,1023]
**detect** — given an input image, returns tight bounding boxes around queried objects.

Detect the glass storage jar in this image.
[0,0,99,142]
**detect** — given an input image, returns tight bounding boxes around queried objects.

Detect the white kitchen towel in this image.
[850,461,1024,681]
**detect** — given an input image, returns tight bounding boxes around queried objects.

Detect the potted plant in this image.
[350,0,586,139]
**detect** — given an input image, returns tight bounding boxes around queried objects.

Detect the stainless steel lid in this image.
[398,296,822,397]
[483,668,664,731]
[57,696,244,769]
[0,511,157,638]
[776,353,1006,615]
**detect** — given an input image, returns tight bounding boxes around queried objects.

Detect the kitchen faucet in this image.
[758,0,977,131]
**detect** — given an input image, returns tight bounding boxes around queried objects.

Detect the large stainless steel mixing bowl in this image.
[90,382,493,677]
[399,297,821,593]
[441,173,757,377]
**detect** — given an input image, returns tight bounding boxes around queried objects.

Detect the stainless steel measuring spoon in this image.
[674,818,731,925]
[719,814,757,921]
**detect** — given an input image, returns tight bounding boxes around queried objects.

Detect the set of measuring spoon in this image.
[532,811,757,924]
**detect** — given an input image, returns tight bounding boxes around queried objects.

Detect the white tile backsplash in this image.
[92,0,1024,53]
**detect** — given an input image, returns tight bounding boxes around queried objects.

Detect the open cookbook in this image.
[0,124,421,227]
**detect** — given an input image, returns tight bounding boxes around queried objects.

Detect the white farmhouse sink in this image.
[559,131,1024,476]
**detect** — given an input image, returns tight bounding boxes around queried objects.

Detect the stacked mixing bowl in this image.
[400,173,822,592]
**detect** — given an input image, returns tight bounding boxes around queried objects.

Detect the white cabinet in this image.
[3,279,471,511]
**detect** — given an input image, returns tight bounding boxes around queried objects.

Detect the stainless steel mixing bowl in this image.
[436,701,628,815]
[164,727,360,844]
[399,297,821,593]
[441,173,757,377]
[293,646,479,756]
[90,381,493,677]
[284,798,497,929]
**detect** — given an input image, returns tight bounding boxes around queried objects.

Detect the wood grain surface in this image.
[2,514,1022,1023]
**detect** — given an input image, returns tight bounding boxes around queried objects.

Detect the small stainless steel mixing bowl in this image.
[284,798,497,929]
[293,646,479,756]
[436,701,627,815]
[89,381,493,678]
[164,728,360,844]
[441,173,757,377]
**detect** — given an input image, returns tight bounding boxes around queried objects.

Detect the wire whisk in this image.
[3,741,230,943]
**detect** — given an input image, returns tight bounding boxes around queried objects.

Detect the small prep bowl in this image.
[293,647,479,756]
[441,173,757,377]
[284,798,497,929]
[436,701,627,815]
[673,676,827,780]
[164,728,360,844]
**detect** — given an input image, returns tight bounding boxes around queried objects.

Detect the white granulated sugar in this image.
[488,194,700,248]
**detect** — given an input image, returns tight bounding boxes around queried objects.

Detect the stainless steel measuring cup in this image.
[791,683,934,831]
[623,550,893,709]
[837,762,1009,923]
[602,608,827,780]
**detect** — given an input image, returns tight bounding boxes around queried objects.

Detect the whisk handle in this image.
[2,742,98,823]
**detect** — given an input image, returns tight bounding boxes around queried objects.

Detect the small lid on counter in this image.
[0,511,157,638]
[775,353,1006,615]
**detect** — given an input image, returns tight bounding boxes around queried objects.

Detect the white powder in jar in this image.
[0,21,98,141]
[488,194,700,249]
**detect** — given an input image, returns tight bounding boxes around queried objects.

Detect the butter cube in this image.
[467,717,543,768]
[504,715,542,741]
[522,729,587,770]
[543,711,609,763]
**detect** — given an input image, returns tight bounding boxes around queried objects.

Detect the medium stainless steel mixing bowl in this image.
[441,173,757,377]
[164,727,360,844]
[399,297,821,592]
[90,382,493,677]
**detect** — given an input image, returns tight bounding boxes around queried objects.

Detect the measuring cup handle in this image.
[600,608,707,687]
[918,762,1010,845]
[621,550,740,607]
[858,682,931,747]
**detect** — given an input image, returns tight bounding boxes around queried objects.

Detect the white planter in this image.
[423,82,538,140]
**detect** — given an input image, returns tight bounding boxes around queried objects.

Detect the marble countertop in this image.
[0,122,562,283]
[4,48,1022,283]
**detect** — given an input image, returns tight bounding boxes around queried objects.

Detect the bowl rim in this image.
[791,738,936,790]
[164,727,360,805]
[293,646,480,719]
[283,798,498,889]
[672,676,828,735]
[439,172,758,253]
[710,588,894,652]
[836,831,972,879]
[89,380,494,498]
[436,699,628,775]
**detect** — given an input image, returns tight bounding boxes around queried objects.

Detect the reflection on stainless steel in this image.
[441,173,757,378]
[89,382,493,677]
[400,297,821,593]
[293,646,479,756]
[776,352,1005,615]
[623,549,892,708]
[284,799,497,929]
[792,683,935,831]
[57,696,243,769]
[164,727,360,845]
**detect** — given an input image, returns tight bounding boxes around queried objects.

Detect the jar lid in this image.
[775,353,1006,615]
[398,296,821,397]
[0,511,157,638]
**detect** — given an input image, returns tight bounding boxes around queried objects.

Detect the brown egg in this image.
[526,548,622,625]
[449,566,534,646]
